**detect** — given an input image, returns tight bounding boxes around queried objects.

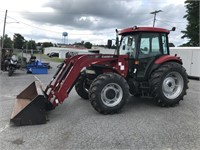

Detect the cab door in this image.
[136,33,163,79]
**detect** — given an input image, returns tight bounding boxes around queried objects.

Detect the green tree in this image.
[37,42,42,46]
[169,43,175,47]
[13,33,25,49]
[27,40,37,50]
[181,0,199,46]
[1,34,13,48]
[74,41,83,46]
[84,42,92,49]
[42,42,53,47]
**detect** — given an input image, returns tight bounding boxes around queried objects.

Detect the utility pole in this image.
[150,10,162,27]
[199,3,200,46]
[0,10,8,72]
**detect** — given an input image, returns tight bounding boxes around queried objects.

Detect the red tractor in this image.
[11,26,189,125]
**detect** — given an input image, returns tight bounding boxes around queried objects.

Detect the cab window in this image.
[119,35,136,58]
[139,33,161,58]
[161,34,168,54]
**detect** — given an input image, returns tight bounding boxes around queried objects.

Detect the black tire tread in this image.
[75,73,89,99]
[89,72,129,114]
[150,62,189,107]
[8,68,13,76]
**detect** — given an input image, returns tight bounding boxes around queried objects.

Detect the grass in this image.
[34,54,65,63]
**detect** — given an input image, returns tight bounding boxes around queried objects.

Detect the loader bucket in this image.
[10,81,47,126]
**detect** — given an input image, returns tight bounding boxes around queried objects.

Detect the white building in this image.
[44,47,115,59]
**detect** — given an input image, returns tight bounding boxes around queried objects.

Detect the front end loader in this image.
[10,54,128,125]
[10,26,189,126]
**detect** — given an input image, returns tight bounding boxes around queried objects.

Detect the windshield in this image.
[119,35,136,57]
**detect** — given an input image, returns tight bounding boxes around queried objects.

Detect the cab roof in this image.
[118,26,170,35]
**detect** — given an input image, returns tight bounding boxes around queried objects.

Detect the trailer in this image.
[170,47,200,79]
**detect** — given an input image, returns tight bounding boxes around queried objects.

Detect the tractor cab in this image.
[118,26,170,79]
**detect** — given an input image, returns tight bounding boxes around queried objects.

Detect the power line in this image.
[5,15,149,36]
[157,19,187,24]
[156,20,186,31]
[6,15,118,36]
[7,16,61,34]
[156,13,187,24]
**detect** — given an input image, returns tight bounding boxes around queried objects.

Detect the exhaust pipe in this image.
[10,81,48,126]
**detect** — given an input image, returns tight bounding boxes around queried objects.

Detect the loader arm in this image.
[45,54,128,107]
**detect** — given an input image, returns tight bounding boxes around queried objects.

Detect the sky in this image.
[0,0,188,46]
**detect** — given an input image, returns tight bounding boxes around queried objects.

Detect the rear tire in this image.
[8,67,13,76]
[89,73,129,114]
[75,73,90,99]
[150,62,189,107]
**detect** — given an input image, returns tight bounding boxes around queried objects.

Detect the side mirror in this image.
[171,27,176,31]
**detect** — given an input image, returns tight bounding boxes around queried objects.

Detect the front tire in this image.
[89,73,129,114]
[75,73,90,99]
[150,62,189,107]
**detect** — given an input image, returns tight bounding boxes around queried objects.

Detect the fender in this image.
[146,55,183,79]
[155,55,182,65]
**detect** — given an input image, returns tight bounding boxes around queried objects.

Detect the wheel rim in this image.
[101,83,123,107]
[162,71,184,99]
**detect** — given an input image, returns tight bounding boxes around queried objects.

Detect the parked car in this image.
[48,52,59,57]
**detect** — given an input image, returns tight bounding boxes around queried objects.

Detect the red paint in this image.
[155,55,182,64]
[119,27,169,35]
[45,54,129,107]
